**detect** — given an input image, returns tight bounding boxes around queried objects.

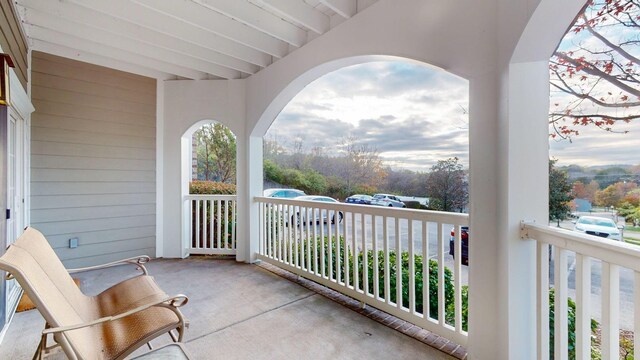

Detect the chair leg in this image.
[31,332,46,360]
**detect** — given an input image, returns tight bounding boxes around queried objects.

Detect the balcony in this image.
[0,257,461,359]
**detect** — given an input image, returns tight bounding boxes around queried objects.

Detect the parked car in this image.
[371,194,406,208]
[263,188,306,198]
[449,226,469,266]
[573,215,623,241]
[293,195,344,224]
[345,194,374,205]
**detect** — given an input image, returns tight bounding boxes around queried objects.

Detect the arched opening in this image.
[181,120,238,256]
[543,1,640,357]
[252,57,472,344]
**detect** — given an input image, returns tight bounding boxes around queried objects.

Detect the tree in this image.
[426,157,468,212]
[194,123,236,183]
[549,0,640,139]
[336,136,387,195]
[549,159,574,226]
[572,179,599,202]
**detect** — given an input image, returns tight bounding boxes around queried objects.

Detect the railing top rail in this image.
[522,221,640,272]
[184,194,237,201]
[254,196,469,225]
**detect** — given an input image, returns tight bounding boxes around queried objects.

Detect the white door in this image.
[6,112,23,314]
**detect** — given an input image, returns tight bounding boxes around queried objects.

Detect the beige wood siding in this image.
[0,0,27,89]
[30,51,156,267]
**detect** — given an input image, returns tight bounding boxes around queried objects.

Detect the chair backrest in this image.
[0,227,96,359]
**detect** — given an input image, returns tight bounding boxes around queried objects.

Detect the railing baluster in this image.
[438,223,445,326]
[202,200,209,248]
[408,219,415,314]
[373,215,379,300]
[224,200,229,249]
[195,200,201,249]
[537,242,549,360]
[423,221,429,319]
[554,247,568,360]
[601,261,620,360]
[313,208,318,275]
[294,206,300,268]
[328,208,334,281]
[344,212,349,287]
[383,216,390,304]
[216,200,222,249]
[321,207,326,278]
[454,224,462,333]
[362,213,368,295]
[635,271,640,357]
[278,204,283,262]
[336,209,341,284]
[352,212,357,290]
[575,254,591,360]
[232,200,237,250]
[396,218,402,309]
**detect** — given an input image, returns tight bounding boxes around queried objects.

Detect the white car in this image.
[573,216,623,241]
[293,195,343,224]
[371,194,406,208]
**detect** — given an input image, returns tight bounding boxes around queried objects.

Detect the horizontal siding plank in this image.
[32,99,155,127]
[32,85,156,116]
[32,72,156,105]
[32,214,155,235]
[32,140,155,160]
[43,226,156,248]
[31,204,156,223]
[31,181,155,196]
[32,113,155,138]
[33,52,156,94]
[32,155,155,171]
[31,193,155,210]
[55,237,156,262]
[32,52,157,265]
[31,169,155,183]
[31,127,155,149]
[61,247,156,269]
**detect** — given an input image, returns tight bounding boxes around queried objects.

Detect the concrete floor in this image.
[0,257,454,359]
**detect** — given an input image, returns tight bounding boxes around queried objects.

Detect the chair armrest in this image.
[67,255,151,275]
[42,294,189,335]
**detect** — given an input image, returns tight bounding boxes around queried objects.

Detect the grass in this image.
[625,225,640,232]
[624,237,640,246]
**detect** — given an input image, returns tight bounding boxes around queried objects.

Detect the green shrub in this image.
[291,236,462,326]
[404,201,428,210]
[548,288,599,359]
[189,180,236,194]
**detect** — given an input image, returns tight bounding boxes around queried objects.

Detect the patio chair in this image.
[0,227,189,360]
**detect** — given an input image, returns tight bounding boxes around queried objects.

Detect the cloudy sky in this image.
[266,56,639,172]
[266,61,470,172]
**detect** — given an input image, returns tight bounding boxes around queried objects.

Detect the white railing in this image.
[255,196,469,346]
[522,222,640,360]
[184,195,237,255]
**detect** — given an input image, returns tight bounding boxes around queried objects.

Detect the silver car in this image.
[371,194,406,208]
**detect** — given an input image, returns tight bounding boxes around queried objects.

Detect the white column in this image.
[244,135,263,263]
[467,60,550,359]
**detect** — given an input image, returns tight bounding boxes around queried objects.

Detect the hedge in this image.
[190,180,236,194]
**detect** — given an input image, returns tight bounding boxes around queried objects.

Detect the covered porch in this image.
[0,0,634,359]
[0,258,458,359]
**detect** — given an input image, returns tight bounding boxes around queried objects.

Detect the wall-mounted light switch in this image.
[69,238,79,249]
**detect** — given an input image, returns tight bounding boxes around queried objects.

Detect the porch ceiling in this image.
[15,0,378,80]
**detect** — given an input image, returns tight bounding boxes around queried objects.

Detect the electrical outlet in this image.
[69,238,78,249]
